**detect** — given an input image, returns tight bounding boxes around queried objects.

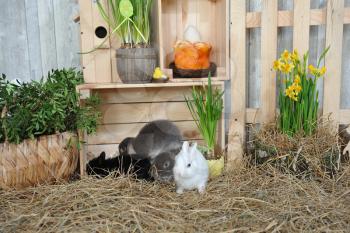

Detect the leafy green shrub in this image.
[0,69,101,144]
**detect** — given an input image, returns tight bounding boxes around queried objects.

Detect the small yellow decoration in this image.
[153,67,164,79]
[207,157,224,178]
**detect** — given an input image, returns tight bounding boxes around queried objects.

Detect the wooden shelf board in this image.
[77,79,225,91]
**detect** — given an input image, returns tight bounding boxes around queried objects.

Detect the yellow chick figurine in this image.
[153,67,165,79]
[207,156,224,179]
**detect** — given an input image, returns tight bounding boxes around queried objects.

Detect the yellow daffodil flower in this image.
[319,66,326,76]
[308,64,318,76]
[293,83,302,93]
[285,88,292,97]
[294,75,301,84]
[291,49,299,62]
[273,59,283,71]
[281,49,291,61]
[281,63,294,73]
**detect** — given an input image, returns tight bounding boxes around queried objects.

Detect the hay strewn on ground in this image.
[251,122,346,178]
[1,164,350,233]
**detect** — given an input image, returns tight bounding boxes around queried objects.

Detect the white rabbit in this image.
[173,141,209,194]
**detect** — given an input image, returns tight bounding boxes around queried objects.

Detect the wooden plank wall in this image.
[84,85,225,161]
[0,0,80,82]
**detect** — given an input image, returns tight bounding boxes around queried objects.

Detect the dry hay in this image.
[250,122,349,178]
[0,164,350,233]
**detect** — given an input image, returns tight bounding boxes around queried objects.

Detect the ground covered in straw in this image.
[1,165,350,233]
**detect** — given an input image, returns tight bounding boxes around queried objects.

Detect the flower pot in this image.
[116,47,157,83]
[0,132,78,189]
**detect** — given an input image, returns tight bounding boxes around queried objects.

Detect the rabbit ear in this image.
[99,151,106,160]
[190,142,198,154]
[182,141,190,153]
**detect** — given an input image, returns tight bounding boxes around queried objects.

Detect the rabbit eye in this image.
[164,161,170,168]
[187,163,191,168]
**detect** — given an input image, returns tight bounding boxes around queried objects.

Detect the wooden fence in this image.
[228,0,350,164]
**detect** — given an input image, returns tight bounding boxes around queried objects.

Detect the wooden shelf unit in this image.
[77,81,226,175]
[77,0,230,175]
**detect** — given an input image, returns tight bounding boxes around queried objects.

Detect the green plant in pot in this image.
[0,69,101,188]
[185,74,225,178]
[0,69,100,144]
[95,0,156,83]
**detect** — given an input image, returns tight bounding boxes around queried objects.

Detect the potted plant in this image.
[94,0,156,83]
[185,74,225,177]
[0,69,100,189]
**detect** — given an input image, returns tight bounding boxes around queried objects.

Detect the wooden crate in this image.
[228,0,350,166]
[78,0,230,84]
[77,81,225,175]
[158,0,229,82]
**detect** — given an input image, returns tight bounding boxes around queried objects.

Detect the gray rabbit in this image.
[119,120,183,182]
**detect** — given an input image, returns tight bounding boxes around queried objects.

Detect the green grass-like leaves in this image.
[185,74,224,152]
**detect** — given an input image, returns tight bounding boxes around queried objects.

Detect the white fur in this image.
[173,141,209,194]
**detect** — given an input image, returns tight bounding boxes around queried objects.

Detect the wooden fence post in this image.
[323,0,344,126]
[260,0,278,123]
[228,0,246,167]
[293,0,311,54]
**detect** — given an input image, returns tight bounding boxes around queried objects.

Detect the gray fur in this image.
[127,120,183,159]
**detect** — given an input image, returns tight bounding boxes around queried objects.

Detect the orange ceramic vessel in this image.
[174,40,212,70]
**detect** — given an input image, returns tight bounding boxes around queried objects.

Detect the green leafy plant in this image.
[185,74,224,156]
[274,47,329,136]
[0,69,101,144]
[95,0,153,48]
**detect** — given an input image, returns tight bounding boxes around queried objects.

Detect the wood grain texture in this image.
[228,0,246,167]
[79,0,96,83]
[246,8,350,28]
[24,0,43,80]
[96,86,194,103]
[87,121,203,145]
[260,0,278,123]
[37,0,58,75]
[293,0,311,54]
[92,0,110,48]
[99,102,193,124]
[323,0,345,124]
[0,0,31,82]
[341,24,350,108]
[53,0,81,69]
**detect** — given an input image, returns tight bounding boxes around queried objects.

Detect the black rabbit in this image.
[86,151,154,181]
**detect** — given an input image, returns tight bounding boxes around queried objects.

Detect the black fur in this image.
[86,152,154,181]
